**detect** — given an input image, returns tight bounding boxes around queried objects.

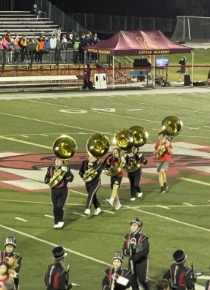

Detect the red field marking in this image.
[0,144,210,192]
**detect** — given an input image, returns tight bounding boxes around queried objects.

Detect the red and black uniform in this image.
[44,165,74,225]
[45,262,70,290]
[163,263,194,290]
[125,152,147,199]
[122,231,149,290]
[106,155,123,188]
[79,160,103,210]
[102,267,132,290]
[0,250,22,289]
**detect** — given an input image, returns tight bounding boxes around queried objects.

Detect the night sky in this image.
[50,0,210,18]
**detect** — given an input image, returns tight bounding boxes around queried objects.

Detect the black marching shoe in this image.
[159,186,165,194]
[164,182,168,192]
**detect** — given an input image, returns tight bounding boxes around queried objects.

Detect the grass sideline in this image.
[0,90,210,289]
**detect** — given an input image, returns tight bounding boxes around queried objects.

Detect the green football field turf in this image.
[0,88,210,289]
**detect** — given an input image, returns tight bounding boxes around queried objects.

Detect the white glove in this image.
[61,166,68,172]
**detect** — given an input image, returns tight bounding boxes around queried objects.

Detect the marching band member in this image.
[153,132,173,194]
[44,157,74,229]
[125,146,148,201]
[105,148,124,210]
[162,249,194,290]
[79,154,103,216]
[102,252,132,290]
[44,246,72,290]
[122,217,150,290]
[0,237,22,290]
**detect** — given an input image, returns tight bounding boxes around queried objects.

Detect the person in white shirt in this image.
[49,35,57,63]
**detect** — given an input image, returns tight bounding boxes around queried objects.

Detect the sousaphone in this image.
[48,135,78,188]
[123,126,149,172]
[83,133,110,182]
[155,116,183,159]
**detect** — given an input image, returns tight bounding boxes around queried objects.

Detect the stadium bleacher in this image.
[0,10,58,39]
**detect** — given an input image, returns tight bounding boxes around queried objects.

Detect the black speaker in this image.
[133,59,151,67]
[184,75,191,86]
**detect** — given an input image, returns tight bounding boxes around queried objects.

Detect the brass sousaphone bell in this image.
[114,129,134,151]
[83,133,110,182]
[48,135,78,188]
[123,126,149,172]
[86,133,110,158]
[161,116,183,138]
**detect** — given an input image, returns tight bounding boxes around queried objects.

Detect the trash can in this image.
[184,75,191,86]
[94,73,107,89]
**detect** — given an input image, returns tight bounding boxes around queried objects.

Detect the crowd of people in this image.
[0,29,100,65]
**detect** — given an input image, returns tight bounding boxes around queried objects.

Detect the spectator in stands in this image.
[31,3,41,19]
[67,32,74,49]
[19,33,27,63]
[14,35,21,64]
[55,37,61,63]
[31,35,39,62]
[178,56,186,82]
[31,3,47,19]
[73,35,80,63]
[60,34,68,63]
[7,38,15,64]
[79,33,86,62]
[91,33,100,62]
[44,36,50,62]
[4,31,11,43]
[49,35,57,63]
[84,33,92,61]
[52,27,62,40]
[37,35,45,63]
[1,36,9,50]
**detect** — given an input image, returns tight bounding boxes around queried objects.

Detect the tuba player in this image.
[79,154,103,216]
[44,157,74,229]
[125,146,148,201]
[105,148,124,210]
[153,132,173,193]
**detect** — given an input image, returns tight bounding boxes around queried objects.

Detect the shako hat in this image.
[173,249,187,264]
[5,237,16,248]
[112,251,123,262]
[52,246,67,260]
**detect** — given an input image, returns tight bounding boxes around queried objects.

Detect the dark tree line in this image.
[50,0,210,18]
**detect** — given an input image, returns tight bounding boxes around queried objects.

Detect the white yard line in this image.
[44,214,54,219]
[156,205,170,209]
[0,224,111,266]
[15,217,27,222]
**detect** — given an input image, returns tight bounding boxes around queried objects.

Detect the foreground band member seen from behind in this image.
[162,249,194,290]
[122,217,149,290]
[102,252,132,290]
[154,132,172,194]
[0,237,22,290]
[79,155,103,216]
[44,157,74,229]
[105,148,124,210]
[125,146,148,201]
[45,246,72,290]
